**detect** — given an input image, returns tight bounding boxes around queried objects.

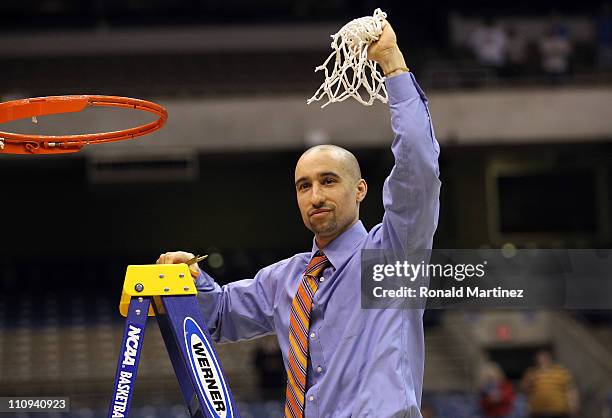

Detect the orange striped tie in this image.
[284,250,330,418]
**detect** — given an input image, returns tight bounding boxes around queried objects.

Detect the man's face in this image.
[294,148,366,246]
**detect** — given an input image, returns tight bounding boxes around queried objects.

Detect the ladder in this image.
[107,263,240,418]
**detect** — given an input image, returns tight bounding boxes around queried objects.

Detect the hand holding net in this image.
[307,8,388,108]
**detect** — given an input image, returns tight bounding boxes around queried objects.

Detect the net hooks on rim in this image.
[307,8,388,108]
[0,95,168,155]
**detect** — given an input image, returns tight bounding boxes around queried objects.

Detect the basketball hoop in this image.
[0,95,168,155]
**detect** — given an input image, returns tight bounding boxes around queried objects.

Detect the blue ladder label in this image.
[110,323,143,418]
[184,317,234,418]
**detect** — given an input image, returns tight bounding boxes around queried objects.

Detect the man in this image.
[158,21,441,418]
[521,350,579,418]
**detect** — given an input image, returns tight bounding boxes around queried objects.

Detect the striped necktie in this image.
[284,250,330,418]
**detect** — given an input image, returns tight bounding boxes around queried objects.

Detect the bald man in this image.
[158,21,440,418]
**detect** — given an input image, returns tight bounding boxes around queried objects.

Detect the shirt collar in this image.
[310,220,367,269]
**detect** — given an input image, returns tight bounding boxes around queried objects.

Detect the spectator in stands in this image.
[539,22,573,83]
[420,400,435,418]
[596,2,612,69]
[505,28,528,77]
[549,11,570,40]
[469,18,508,74]
[521,349,579,418]
[478,361,516,418]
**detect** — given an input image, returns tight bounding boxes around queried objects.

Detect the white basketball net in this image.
[307,8,388,108]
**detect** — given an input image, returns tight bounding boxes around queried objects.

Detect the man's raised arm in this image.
[369,22,441,251]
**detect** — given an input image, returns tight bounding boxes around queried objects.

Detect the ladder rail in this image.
[108,297,151,418]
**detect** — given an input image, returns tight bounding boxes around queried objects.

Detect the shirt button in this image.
[310,332,316,339]
[317,366,323,373]
[309,395,314,402]
[319,276,325,282]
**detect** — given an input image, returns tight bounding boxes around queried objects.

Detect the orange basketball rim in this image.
[0,95,168,155]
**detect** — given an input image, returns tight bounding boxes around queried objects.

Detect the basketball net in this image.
[307,8,388,108]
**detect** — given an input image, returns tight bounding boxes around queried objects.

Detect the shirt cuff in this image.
[194,270,217,291]
[385,72,426,105]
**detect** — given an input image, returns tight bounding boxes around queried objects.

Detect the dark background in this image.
[1,1,611,417]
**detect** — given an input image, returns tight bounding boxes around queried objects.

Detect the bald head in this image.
[297,145,361,183]
[294,144,367,248]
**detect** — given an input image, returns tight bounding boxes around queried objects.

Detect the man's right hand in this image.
[367,21,408,78]
[156,250,201,278]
